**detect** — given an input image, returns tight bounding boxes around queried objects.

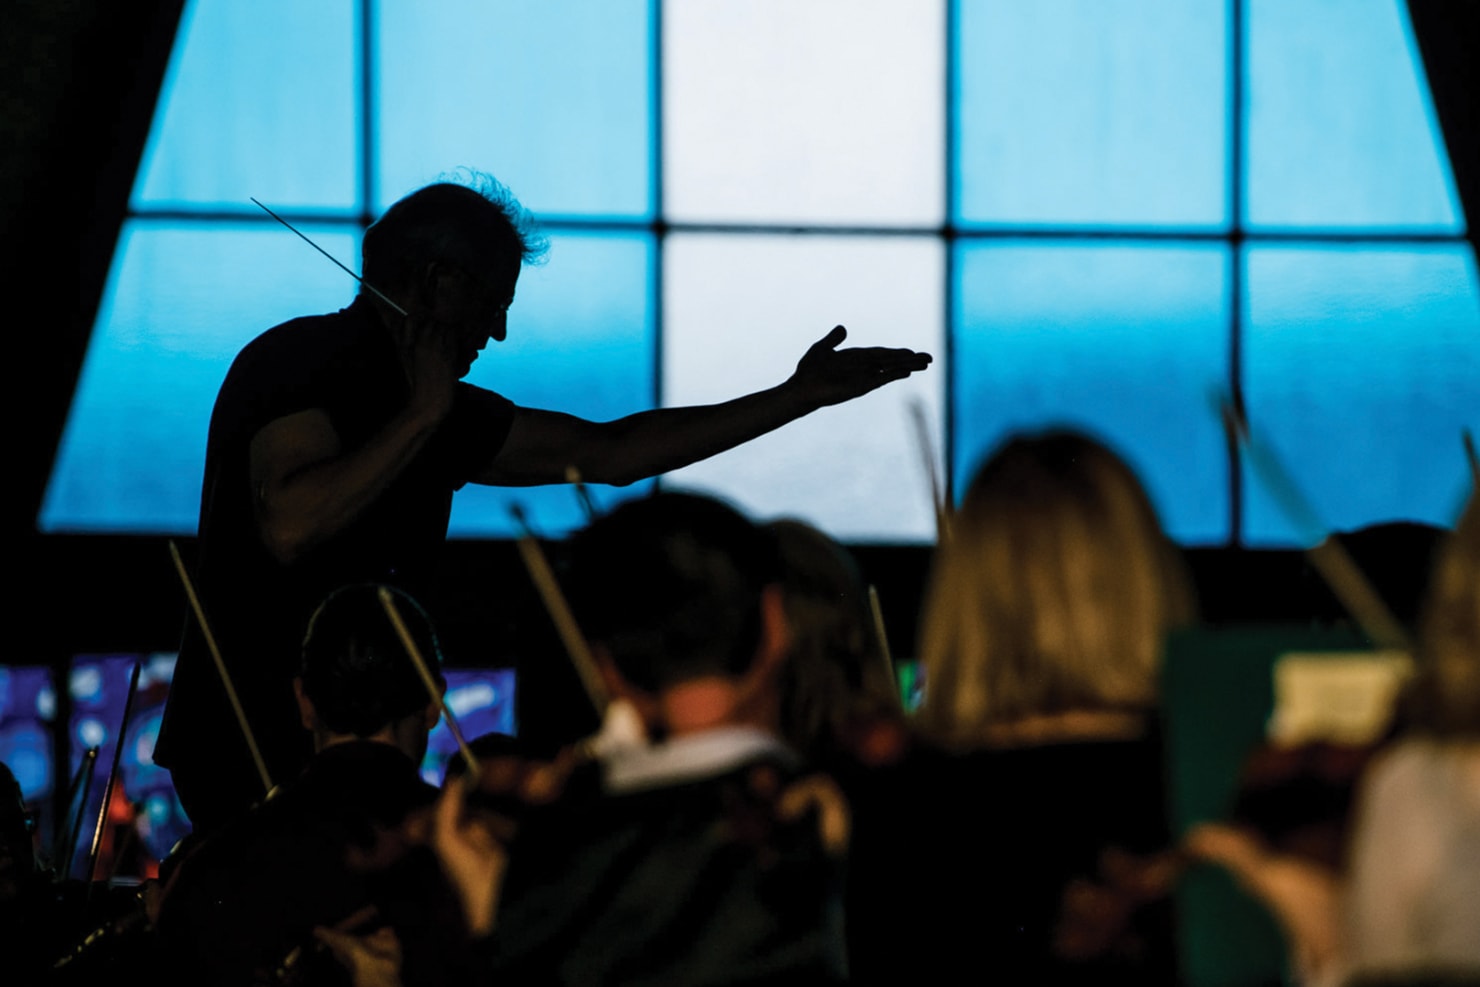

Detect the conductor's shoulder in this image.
[227,304,368,379]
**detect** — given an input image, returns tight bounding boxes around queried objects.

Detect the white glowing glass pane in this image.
[134,0,357,211]
[1245,0,1463,231]
[376,0,652,219]
[955,242,1231,545]
[1243,246,1480,546]
[957,0,1227,228]
[663,234,944,542]
[663,0,944,227]
[450,231,657,537]
[40,221,360,533]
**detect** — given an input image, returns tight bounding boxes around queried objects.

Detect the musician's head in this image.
[768,518,900,760]
[1406,492,1480,737]
[362,171,548,375]
[916,429,1196,746]
[297,584,445,761]
[567,492,790,736]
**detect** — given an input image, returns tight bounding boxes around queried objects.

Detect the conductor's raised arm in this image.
[475,325,932,488]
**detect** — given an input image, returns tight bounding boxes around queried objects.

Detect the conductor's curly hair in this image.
[362,169,548,292]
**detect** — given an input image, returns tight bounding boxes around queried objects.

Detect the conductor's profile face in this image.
[426,256,520,377]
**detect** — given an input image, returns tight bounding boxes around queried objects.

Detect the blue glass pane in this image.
[134,0,357,211]
[1245,0,1463,231]
[956,0,1227,228]
[40,221,361,533]
[449,231,657,537]
[955,242,1231,544]
[376,0,652,219]
[1243,246,1480,545]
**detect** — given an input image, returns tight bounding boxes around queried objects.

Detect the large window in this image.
[41,0,1477,545]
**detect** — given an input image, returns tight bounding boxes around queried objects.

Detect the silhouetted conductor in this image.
[156,172,932,834]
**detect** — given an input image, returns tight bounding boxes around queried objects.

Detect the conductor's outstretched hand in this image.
[790,326,932,408]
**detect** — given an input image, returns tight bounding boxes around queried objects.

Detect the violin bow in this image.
[867,585,900,704]
[908,398,951,543]
[1464,428,1479,491]
[1221,397,1410,651]
[565,465,599,523]
[251,198,407,316]
[169,540,275,795]
[509,504,610,717]
[84,659,141,898]
[375,587,480,779]
[59,747,99,878]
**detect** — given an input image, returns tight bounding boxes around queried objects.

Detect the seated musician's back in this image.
[485,493,848,987]
[155,584,459,987]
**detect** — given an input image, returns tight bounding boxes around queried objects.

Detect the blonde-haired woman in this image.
[917,430,1194,744]
[768,518,903,766]
[855,430,1194,986]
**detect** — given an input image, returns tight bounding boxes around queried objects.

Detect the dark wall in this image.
[1407,0,1480,251]
[6,1,186,661]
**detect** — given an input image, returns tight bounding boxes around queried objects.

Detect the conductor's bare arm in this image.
[250,325,930,563]
[478,326,932,487]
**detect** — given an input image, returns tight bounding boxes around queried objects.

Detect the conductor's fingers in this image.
[810,325,848,351]
[853,346,934,366]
